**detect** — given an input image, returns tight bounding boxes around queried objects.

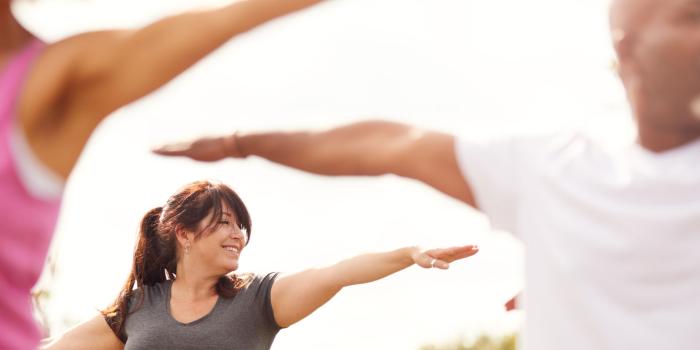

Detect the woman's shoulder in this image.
[232,273,279,304]
[128,280,172,310]
[236,272,279,291]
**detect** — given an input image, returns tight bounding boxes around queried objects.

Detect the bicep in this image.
[391,131,478,208]
[43,315,123,350]
[270,269,342,328]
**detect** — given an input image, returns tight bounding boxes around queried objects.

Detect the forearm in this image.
[39,316,122,350]
[237,120,422,176]
[118,0,325,68]
[123,0,324,57]
[270,244,474,327]
[220,0,326,31]
[72,0,325,111]
[327,246,418,287]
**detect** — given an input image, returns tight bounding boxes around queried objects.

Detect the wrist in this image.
[223,131,248,158]
[402,246,421,265]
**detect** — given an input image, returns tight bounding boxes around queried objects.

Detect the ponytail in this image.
[102,207,175,342]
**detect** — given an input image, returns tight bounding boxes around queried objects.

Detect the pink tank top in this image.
[0,40,61,350]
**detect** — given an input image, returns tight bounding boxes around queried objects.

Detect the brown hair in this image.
[102,180,253,342]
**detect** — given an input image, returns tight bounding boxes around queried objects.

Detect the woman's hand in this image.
[411,245,478,270]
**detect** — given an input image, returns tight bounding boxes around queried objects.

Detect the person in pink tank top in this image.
[0,39,62,350]
[0,0,326,349]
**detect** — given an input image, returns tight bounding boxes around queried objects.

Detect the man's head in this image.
[611,0,700,136]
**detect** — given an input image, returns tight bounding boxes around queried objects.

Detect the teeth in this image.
[223,247,239,253]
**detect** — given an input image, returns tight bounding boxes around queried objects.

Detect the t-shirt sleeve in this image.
[454,134,534,234]
[254,272,281,330]
[106,287,145,343]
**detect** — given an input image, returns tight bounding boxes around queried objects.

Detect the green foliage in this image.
[420,333,517,350]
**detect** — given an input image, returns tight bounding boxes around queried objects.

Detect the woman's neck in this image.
[172,262,220,302]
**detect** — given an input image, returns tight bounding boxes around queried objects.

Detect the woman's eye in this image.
[220,220,230,225]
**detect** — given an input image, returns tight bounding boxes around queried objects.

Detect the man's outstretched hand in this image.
[152,133,245,162]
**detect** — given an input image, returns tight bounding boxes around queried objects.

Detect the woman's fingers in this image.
[414,252,434,268]
[431,259,450,270]
[426,245,478,263]
[414,246,477,270]
[450,245,479,261]
[415,254,449,270]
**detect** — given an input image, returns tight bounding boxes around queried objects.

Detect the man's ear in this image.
[612,28,637,79]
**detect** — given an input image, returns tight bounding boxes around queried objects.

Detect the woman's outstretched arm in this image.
[65,0,327,116]
[27,0,327,178]
[270,245,478,328]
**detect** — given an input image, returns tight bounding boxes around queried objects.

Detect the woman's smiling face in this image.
[184,205,248,275]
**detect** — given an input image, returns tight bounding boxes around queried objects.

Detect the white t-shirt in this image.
[455,131,700,350]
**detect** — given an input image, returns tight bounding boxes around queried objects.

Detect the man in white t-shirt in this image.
[154,0,700,349]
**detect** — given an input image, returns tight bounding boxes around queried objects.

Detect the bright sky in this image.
[17,0,625,348]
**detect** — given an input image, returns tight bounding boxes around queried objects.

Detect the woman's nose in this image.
[229,226,246,240]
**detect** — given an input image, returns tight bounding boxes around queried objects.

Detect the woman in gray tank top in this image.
[43,180,478,349]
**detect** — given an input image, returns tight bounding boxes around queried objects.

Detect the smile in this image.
[222,245,240,254]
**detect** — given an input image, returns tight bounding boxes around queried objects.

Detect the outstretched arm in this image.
[27,0,326,178]
[40,316,122,350]
[270,245,478,327]
[66,0,325,116]
[153,120,478,206]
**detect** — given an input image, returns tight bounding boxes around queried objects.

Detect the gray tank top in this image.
[123,273,280,350]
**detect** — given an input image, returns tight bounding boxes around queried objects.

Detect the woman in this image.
[0,0,325,348]
[43,180,478,349]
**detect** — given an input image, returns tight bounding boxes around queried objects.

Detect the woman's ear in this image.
[174,228,190,247]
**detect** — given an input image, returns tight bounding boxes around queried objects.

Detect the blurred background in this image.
[17,0,628,348]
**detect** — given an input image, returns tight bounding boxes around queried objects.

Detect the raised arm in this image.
[270,245,478,327]
[40,315,122,350]
[153,120,478,206]
[24,0,325,178]
[65,0,325,116]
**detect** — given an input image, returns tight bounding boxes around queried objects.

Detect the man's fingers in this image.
[152,142,192,156]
